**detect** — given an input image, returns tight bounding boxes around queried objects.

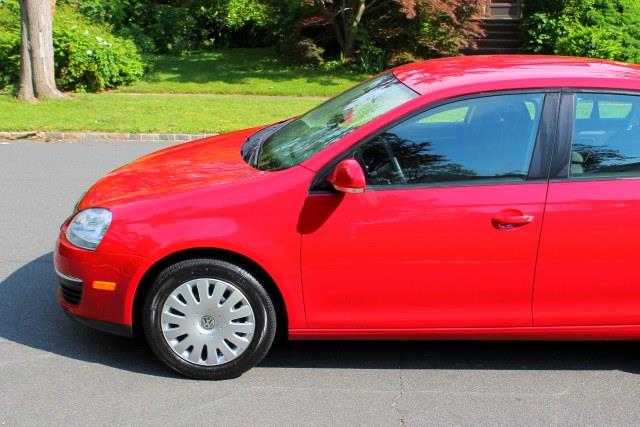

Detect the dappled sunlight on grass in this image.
[117,48,369,97]
[0,48,368,133]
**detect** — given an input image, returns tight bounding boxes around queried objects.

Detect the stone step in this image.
[481,19,522,31]
[464,18,523,55]
[464,46,521,55]
[476,38,522,49]
[483,27,521,37]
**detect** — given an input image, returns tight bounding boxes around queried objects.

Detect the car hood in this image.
[79,127,265,208]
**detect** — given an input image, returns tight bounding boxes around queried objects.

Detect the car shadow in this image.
[265,339,640,373]
[0,252,179,378]
[1,253,638,378]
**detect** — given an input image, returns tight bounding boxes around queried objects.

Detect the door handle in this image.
[492,210,534,230]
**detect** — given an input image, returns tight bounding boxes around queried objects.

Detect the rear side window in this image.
[570,94,640,178]
[354,93,544,187]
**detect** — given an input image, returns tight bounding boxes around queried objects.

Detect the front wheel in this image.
[143,258,276,379]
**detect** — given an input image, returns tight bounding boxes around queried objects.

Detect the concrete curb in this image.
[0,131,217,143]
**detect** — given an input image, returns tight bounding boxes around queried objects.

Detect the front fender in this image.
[99,166,314,328]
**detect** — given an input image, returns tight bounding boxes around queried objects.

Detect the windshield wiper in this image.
[242,119,292,167]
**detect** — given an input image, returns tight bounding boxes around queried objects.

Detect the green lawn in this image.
[118,48,369,97]
[0,93,322,134]
[0,48,370,133]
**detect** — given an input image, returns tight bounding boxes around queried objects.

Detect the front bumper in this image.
[63,311,133,337]
[54,232,150,335]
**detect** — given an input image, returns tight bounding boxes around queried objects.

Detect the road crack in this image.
[392,370,406,426]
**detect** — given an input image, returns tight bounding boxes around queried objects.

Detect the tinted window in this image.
[354,94,544,186]
[570,94,640,178]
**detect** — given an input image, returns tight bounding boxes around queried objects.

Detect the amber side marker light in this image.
[93,281,117,291]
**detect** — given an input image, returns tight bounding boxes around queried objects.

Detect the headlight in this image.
[65,208,112,250]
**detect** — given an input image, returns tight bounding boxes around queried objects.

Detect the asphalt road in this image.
[1,140,640,426]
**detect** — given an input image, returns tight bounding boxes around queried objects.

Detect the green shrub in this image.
[188,0,283,50]
[386,51,417,68]
[0,2,145,92]
[583,0,640,63]
[521,13,571,54]
[64,0,132,27]
[61,0,297,55]
[522,0,640,64]
[282,37,326,65]
[356,30,385,73]
[524,0,594,18]
[0,0,19,89]
[362,0,485,66]
[556,25,623,61]
[53,6,146,92]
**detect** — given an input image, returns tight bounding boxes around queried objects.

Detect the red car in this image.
[55,55,640,379]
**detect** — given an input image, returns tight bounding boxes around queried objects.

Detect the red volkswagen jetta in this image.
[55,56,640,379]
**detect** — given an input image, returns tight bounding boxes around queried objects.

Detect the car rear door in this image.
[534,91,640,326]
[300,91,559,330]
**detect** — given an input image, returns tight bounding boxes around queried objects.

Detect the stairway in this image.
[465,19,522,55]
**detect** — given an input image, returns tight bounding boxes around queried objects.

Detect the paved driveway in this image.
[1,141,639,426]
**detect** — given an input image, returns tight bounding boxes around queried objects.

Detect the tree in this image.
[16,0,64,101]
[306,0,370,62]
[303,0,487,63]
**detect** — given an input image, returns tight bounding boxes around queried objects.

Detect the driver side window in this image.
[354,93,544,187]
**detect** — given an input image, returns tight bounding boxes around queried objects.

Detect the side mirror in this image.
[327,159,366,194]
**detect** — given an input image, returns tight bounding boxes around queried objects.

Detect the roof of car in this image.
[393,55,640,96]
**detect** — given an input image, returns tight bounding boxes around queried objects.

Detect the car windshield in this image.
[255,73,418,171]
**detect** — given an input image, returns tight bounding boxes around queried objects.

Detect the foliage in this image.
[386,50,417,67]
[412,0,487,57]
[523,0,593,17]
[0,0,20,90]
[64,0,133,27]
[280,37,326,65]
[355,30,385,73]
[522,0,640,64]
[0,1,145,92]
[521,12,571,54]
[299,0,486,67]
[61,0,300,55]
[59,0,486,66]
[556,25,623,61]
[53,6,145,92]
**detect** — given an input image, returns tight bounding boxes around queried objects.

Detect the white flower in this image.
[86,49,93,55]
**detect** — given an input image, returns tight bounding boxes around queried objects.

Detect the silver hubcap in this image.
[161,278,256,366]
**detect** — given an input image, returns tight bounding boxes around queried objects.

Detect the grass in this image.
[0,93,322,134]
[117,48,369,97]
[0,48,369,133]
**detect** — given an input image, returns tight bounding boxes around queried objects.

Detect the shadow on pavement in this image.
[0,252,178,378]
[264,339,640,374]
[1,253,638,377]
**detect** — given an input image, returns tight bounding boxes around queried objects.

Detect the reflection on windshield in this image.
[257,73,418,171]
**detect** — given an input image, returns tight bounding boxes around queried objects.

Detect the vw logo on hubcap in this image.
[200,314,216,330]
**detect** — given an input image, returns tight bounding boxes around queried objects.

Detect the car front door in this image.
[300,92,558,330]
[534,91,640,326]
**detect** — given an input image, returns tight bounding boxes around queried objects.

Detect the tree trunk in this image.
[332,0,367,63]
[16,1,35,102]
[343,31,356,62]
[17,0,64,100]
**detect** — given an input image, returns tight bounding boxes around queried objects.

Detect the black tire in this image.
[142,258,277,380]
